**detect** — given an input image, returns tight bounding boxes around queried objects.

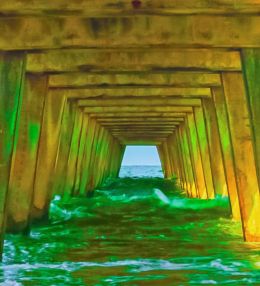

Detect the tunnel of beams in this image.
[0,1,260,284]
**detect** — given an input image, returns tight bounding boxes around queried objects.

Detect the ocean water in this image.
[119,165,163,178]
[1,166,260,285]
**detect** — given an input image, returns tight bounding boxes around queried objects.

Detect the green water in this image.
[1,167,260,285]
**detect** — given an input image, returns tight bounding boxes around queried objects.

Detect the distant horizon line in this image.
[121,164,161,166]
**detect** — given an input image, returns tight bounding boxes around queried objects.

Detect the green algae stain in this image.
[28,122,40,152]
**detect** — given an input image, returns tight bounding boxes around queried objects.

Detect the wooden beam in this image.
[89,112,187,118]
[83,106,193,113]
[1,16,260,50]
[50,87,211,99]
[49,72,221,87]
[77,98,202,107]
[100,122,180,126]
[1,0,260,15]
[97,118,184,122]
[27,49,241,73]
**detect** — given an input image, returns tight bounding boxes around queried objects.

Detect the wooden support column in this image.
[157,145,166,178]
[180,123,197,198]
[166,136,177,178]
[186,113,208,199]
[52,100,77,198]
[241,49,260,185]
[63,108,84,198]
[32,91,66,220]
[87,126,105,191]
[79,119,98,195]
[176,127,190,195]
[116,145,126,177]
[74,115,89,195]
[7,74,48,233]
[222,72,260,241]
[193,106,215,199]
[93,128,108,187]
[168,133,183,185]
[0,52,25,257]
[172,132,186,190]
[211,87,240,220]
[161,141,173,179]
[175,132,187,190]
[202,98,228,197]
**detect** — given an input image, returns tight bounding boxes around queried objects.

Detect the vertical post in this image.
[63,109,84,198]
[0,52,25,257]
[7,74,48,233]
[79,118,97,195]
[241,49,260,185]
[222,72,260,241]
[211,87,240,220]
[193,106,215,199]
[74,115,89,195]
[52,100,77,197]
[186,113,208,199]
[202,98,228,197]
[31,92,66,221]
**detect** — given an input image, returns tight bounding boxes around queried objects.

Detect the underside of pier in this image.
[1,0,260,259]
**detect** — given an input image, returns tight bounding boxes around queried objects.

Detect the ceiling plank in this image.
[83,106,193,113]
[49,72,221,87]
[27,49,241,73]
[1,15,260,50]
[50,87,211,99]
[77,98,201,107]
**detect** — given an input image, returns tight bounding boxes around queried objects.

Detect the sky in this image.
[121,146,161,166]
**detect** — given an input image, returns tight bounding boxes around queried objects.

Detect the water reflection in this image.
[1,167,260,285]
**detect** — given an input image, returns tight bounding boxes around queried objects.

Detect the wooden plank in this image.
[1,0,260,15]
[90,112,187,118]
[50,87,211,99]
[83,106,193,113]
[78,98,202,107]
[49,72,221,88]
[1,16,260,50]
[98,118,184,123]
[27,48,241,72]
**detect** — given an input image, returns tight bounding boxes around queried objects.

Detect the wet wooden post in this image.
[79,118,98,195]
[161,141,173,179]
[211,87,241,220]
[193,106,215,199]
[52,100,77,198]
[157,145,166,178]
[63,109,84,198]
[0,52,25,257]
[176,126,190,195]
[186,113,208,199]
[87,126,105,191]
[178,123,197,197]
[222,72,260,241]
[31,92,66,221]
[74,115,89,195]
[7,74,48,233]
[172,131,186,191]
[202,98,228,197]
[241,49,260,185]
[169,133,184,187]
